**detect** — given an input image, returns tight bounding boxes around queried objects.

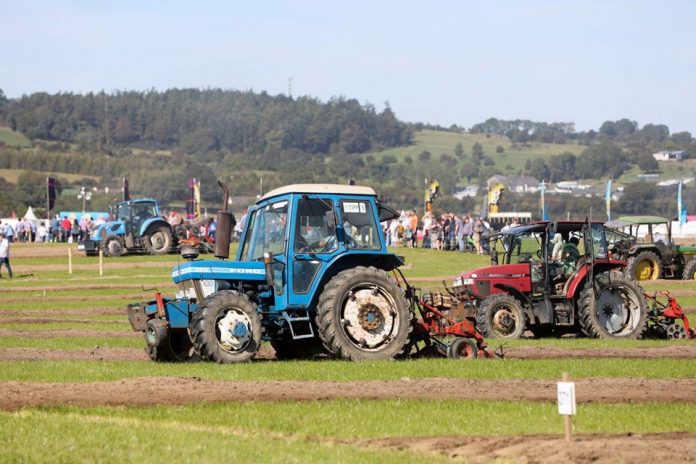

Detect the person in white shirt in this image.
[0,232,12,278]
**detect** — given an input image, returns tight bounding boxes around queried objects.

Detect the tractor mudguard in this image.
[564,260,624,297]
[139,217,170,237]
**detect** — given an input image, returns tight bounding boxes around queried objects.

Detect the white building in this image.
[652,150,685,162]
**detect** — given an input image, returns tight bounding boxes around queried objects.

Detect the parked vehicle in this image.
[80,199,173,256]
[605,215,696,280]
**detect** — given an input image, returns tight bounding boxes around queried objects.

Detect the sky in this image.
[2,1,695,133]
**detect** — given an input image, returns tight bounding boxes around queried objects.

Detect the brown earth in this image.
[366,432,696,464]
[0,307,123,316]
[0,329,137,338]
[1,376,695,411]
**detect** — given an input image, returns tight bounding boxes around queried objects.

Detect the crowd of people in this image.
[0,214,109,244]
[383,211,522,254]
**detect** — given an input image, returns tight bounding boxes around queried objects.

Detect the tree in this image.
[16,170,48,206]
[528,158,550,181]
[637,152,659,172]
[454,142,464,158]
[460,163,478,181]
[418,150,432,163]
[496,145,504,154]
[617,182,657,214]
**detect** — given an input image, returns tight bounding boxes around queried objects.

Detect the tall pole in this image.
[46,177,50,222]
[104,92,110,154]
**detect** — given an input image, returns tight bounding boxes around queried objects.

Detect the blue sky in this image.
[2,1,695,132]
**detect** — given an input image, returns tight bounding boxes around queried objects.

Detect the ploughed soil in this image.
[1,376,696,411]
[365,432,696,464]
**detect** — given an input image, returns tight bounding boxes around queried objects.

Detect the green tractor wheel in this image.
[626,251,662,281]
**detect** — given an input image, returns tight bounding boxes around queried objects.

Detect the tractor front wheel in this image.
[577,271,647,338]
[476,294,526,339]
[103,236,125,257]
[190,290,261,363]
[144,226,172,255]
[316,266,414,361]
[626,251,662,281]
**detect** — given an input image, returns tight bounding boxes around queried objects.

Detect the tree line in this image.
[0,89,412,157]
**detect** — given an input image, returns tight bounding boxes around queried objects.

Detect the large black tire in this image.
[626,251,662,281]
[270,338,328,360]
[315,266,413,361]
[190,290,261,363]
[103,236,125,257]
[476,293,526,339]
[682,259,696,280]
[143,226,172,255]
[144,319,196,362]
[577,271,648,338]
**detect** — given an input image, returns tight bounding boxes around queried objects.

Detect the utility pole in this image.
[104,92,110,154]
[288,76,293,98]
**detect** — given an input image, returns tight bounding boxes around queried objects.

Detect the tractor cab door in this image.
[288,196,340,307]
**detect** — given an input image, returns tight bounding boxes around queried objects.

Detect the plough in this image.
[644,290,695,339]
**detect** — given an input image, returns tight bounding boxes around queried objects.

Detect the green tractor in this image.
[606,215,696,281]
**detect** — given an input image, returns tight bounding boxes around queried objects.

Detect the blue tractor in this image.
[81,198,173,256]
[127,182,420,362]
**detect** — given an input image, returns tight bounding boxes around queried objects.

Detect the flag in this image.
[47,177,57,211]
[605,180,612,221]
[194,180,201,221]
[678,181,687,226]
[123,177,130,202]
[186,178,195,220]
[540,180,548,221]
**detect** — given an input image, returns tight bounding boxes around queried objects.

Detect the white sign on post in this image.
[557,381,576,416]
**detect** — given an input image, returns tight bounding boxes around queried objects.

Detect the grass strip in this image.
[0,336,141,349]
[0,357,694,383]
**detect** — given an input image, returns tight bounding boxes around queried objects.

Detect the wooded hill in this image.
[0,88,695,219]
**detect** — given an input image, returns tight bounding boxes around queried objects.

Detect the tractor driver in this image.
[561,237,581,275]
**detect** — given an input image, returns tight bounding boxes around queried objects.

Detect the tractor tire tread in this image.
[476,293,526,339]
[315,266,414,361]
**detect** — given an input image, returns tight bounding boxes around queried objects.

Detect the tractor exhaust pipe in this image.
[215,180,236,259]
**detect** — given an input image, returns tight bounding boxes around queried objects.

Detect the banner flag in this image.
[186,178,195,220]
[678,181,687,226]
[47,177,57,211]
[540,180,548,221]
[194,180,201,221]
[605,180,612,221]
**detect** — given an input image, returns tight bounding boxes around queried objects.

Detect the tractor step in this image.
[281,311,315,340]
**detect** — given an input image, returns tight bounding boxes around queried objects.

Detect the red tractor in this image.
[452,221,648,339]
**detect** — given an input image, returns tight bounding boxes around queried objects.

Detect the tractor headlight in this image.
[453,277,474,287]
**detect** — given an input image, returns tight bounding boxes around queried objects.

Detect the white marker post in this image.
[68,247,73,274]
[557,372,576,442]
[99,248,103,276]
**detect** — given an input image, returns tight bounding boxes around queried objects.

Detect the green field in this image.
[0,126,31,147]
[0,242,695,462]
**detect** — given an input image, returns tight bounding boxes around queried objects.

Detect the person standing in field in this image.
[473,218,485,255]
[0,232,13,278]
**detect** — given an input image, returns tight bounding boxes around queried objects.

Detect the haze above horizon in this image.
[1,1,694,133]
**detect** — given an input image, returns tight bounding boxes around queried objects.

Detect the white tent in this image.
[23,206,38,221]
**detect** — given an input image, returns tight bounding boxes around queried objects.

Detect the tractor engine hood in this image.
[453,263,531,300]
[172,260,266,284]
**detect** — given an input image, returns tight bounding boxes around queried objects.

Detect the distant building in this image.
[652,150,685,162]
[486,175,539,193]
[453,185,479,199]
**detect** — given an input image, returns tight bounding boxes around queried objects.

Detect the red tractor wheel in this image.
[446,337,478,359]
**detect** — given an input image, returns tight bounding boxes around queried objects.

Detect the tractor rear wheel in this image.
[315,266,413,361]
[143,226,172,255]
[144,320,196,362]
[476,294,526,339]
[190,290,261,363]
[626,251,662,281]
[682,260,696,280]
[577,271,647,338]
[103,236,125,257]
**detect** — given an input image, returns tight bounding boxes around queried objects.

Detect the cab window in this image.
[294,199,337,254]
[340,200,381,250]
